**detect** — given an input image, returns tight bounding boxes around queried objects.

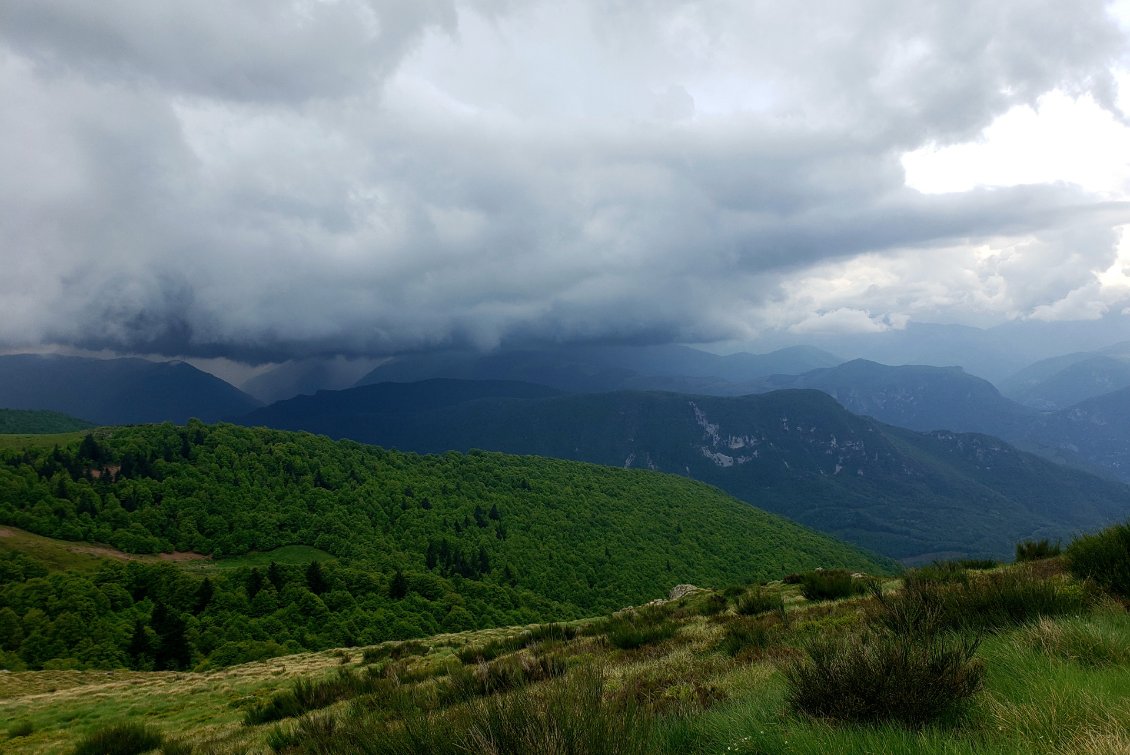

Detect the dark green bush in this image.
[601,611,678,650]
[462,666,654,755]
[8,720,33,738]
[1015,539,1061,562]
[799,569,863,601]
[1066,521,1130,598]
[445,652,567,701]
[527,622,578,644]
[955,558,998,570]
[244,668,379,725]
[784,628,983,728]
[912,562,970,586]
[71,722,164,755]
[718,617,776,657]
[361,640,426,665]
[735,589,784,616]
[873,568,1090,636]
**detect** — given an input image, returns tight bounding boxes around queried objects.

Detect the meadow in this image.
[3,544,1127,754]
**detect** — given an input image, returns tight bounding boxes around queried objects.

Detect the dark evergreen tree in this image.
[193,577,215,615]
[151,602,191,671]
[127,618,152,668]
[306,561,328,595]
[389,569,409,599]
[267,561,286,591]
[246,568,265,599]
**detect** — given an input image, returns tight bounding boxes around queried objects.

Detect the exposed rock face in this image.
[668,584,702,600]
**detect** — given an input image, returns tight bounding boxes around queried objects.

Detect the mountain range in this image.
[239,379,1130,562]
[0,354,261,425]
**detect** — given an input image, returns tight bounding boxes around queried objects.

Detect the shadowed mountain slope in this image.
[0,354,261,425]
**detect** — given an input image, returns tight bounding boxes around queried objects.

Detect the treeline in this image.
[0,550,566,672]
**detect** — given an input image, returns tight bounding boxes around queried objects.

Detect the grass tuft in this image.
[71,721,164,755]
[784,628,983,728]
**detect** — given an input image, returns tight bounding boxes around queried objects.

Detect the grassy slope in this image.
[3,562,1126,754]
[0,431,88,451]
[0,526,332,574]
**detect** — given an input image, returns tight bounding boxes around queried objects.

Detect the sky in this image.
[2,0,1130,370]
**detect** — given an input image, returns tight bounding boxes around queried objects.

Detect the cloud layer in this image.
[2,0,1129,361]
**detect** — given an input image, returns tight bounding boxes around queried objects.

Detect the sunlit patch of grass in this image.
[0,431,87,451]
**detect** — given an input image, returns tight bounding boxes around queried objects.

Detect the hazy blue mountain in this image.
[754,359,1037,435]
[241,356,381,403]
[237,381,1130,562]
[999,343,1130,410]
[0,354,261,425]
[1018,386,1130,482]
[744,316,1130,382]
[352,344,843,395]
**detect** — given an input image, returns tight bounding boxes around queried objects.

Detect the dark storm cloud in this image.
[1,0,1128,361]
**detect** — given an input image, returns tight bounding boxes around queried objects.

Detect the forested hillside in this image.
[239,383,1130,561]
[0,408,93,434]
[0,423,886,671]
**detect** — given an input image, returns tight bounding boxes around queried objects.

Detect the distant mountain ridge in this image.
[238,380,1130,562]
[0,354,261,425]
[999,343,1130,410]
[353,344,843,395]
[755,359,1037,436]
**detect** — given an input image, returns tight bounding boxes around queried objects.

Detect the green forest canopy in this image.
[0,422,888,671]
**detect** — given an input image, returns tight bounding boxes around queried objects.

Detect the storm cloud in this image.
[1,0,1129,362]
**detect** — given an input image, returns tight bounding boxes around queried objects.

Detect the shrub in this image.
[244,668,379,725]
[446,652,568,700]
[717,616,777,657]
[1065,522,1130,598]
[955,558,998,570]
[8,720,33,738]
[784,628,983,728]
[71,722,164,755]
[912,562,970,585]
[1016,539,1061,562]
[527,622,578,644]
[735,589,784,616]
[362,639,426,665]
[601,611,678,650]
[697,594,729,616]
[873,568,1091,636]
[799,569,863,601]
[456,635,527,664]
[464,666,654,755]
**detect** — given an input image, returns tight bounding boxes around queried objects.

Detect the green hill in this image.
[0,422,887,672]
[0,408,94,434]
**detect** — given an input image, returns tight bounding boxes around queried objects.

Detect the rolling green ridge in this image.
[0,422,887,672]
[0,409,94,434]
[240,382,1130,561]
